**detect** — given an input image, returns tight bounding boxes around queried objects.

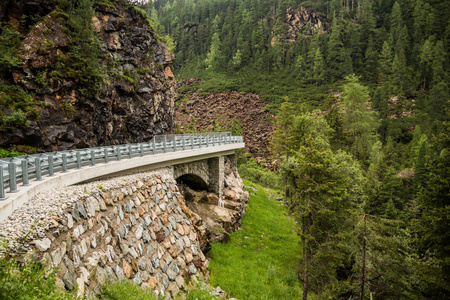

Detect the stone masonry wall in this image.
[0,169,209,299]
[208,156,224,197]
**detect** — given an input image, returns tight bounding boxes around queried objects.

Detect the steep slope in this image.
[175,83,275,161]
[0,0,175,152]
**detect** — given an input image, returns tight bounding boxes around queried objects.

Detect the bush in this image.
[237,155,280,190]
[0,25,22,76]
[2,110,29,128]
[0,148,26,158]
[0,256,74,300]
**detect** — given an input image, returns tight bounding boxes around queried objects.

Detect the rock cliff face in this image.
[0,1,175,151]
[286,7,328,42]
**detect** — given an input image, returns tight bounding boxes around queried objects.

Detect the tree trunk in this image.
[359,214,367,300]
[303,260,309,300]
[302,213,311,300]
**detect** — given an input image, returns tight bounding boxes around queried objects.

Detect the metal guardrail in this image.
[0,132,243,200]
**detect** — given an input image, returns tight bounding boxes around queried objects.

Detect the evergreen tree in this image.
[420,36,435,90]
[416,119,450,295]
[326,13,345,80]
[312,47,325,85]
[291,135,348,300]
[353,213,413,299]
[432,40,447,86]
[341,75,378,160]
[379,41,392,84]
[363,35,378,82]
[412,139,428,196]
[205,32,222,69]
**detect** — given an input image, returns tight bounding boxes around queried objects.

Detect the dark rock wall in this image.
[1,1,175,151]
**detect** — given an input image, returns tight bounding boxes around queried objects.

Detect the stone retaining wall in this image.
[2,169,209,299]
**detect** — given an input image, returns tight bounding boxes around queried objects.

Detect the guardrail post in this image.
[104,148,109,163]
[48,155,54,177]
[152,139,155,154]
[8,162,18,193]
[182,135,185,150]
[35,157,42,181]
[116,146,121,161]
[0,168,5,200]
[76,151,82,168]
[163,136,167,153]
[191,136,194,149]
[139,144,143,156]
[198,136,201,148]
[213,134,215,146]
[62,153,68,172]
[173,136,176,151]
[128,145,133,159]
[22,159,30,186]
[91,150,95,166]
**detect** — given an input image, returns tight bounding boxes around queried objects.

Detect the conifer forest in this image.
[151,0,449,298]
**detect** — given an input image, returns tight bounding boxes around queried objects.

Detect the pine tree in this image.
[271,98,296,160]
[416,120,450,293]
[292,135,348,300]
[420,36,435,90]
[312,47,325,85]
[363,35,378,82]
[379,41,392,84]
[412,139,428,196]
[341,74,378,160]
[353,213,413,299]
[205,32,222,69]
[432,40,447,85]
[326,13,345,80]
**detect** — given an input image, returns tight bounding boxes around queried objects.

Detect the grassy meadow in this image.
[208,180,303,299]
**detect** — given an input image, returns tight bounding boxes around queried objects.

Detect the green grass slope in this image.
[208,180,302,299]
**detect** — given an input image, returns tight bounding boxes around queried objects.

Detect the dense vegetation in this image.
[151,0,449,298]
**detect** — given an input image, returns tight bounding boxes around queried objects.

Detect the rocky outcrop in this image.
[0,1,175,151]
[0,0,55,32]
[175,89,275,161]
[286,7,328,42]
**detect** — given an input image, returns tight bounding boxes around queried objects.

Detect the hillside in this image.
[175,80,275,162]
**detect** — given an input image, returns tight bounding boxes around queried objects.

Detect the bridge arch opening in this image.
[176,174,208,191]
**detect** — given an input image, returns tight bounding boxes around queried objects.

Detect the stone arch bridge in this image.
[0,133,244,222]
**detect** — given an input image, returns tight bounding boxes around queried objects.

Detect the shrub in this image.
[0,256,74,300]
[0,148,25,158]
[0,25,22,76]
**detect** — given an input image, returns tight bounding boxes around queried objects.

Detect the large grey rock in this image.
[34,238,51,252]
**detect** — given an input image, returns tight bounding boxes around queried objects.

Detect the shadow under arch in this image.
[175,174,208,191]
